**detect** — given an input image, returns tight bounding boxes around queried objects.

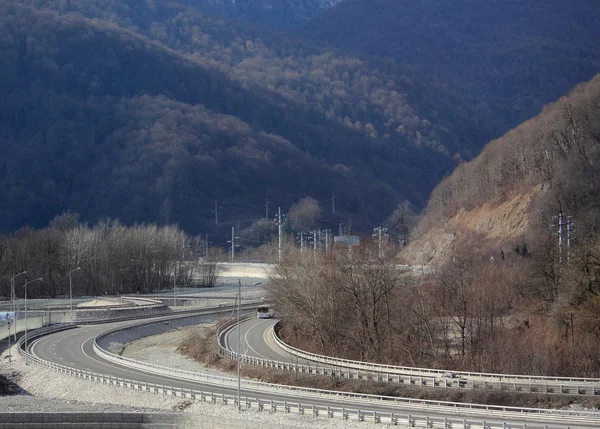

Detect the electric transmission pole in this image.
[553,211,575,263]
[558,211,563,264]
[231,227,235,262]
[373,227,388,259]
[213,199,221,225]
[567,216,575,262]
[332,189,336,214]
[277,207,282,262]
[205,233,208,260]
[265,196,270,219]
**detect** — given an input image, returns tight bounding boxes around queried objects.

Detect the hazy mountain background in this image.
[1,0,598,238]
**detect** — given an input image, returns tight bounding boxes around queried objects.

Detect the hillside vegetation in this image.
[0,0,485,234]
[391,74,600,376]
[178,0,342,29]
[407,73,600,263]
[270,75,600,378]
[301,0,600,137]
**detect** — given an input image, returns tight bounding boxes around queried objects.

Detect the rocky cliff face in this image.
[400,185,545,266]
[401,74,600,268]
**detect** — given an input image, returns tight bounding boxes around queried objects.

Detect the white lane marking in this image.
[80,335,107,367]
[30,338,41,357]
[244,320,269,359]
[262,324,291,360]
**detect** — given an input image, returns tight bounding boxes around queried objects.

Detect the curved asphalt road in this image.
[224,317,287,360]
[28,317,600,429]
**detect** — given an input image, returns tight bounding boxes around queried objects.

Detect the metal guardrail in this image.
[16,316,600,428]
[270,321,600,396]
[213,318,600,396]
[211,318,600,424]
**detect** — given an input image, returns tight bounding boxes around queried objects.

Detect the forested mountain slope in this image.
[0,0,481,234]
[402,73,600,266]
[396,75,600,378]
[180,0,342,29]
[301,0,600,137]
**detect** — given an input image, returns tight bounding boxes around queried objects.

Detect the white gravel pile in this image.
[0,341,405,429]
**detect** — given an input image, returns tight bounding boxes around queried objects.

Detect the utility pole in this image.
[313,230,317,254]
[205,233,208,260]
[299,232,304,253]
[373,227,388,259]
[567,216,574,262]
[339,223,343,237]
[265,196,270,219]
[237,279,241,411]
[7,314,11,363]
[324,229,330,253]
[173,262,177,308]
[11,272,26,344]
[231,227,235,263]
[332,189,336,214]
[213,199,221,225]
[277,207,283,262]
[558,211,563,264]
[68,266,81,322]
[23,276,43,366]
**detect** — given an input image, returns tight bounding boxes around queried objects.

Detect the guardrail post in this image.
[373,411,377,423]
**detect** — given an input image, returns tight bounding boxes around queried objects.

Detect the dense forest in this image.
[301,0,600,135]
[271,75,600,377]
[0,0,485,235]
[2,0,598,237]
[179,0,341,29]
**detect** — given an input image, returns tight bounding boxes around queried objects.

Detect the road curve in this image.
[226,317,600,397]
[28,315,600,429]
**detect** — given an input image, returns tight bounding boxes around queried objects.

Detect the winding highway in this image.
[22,309,600,429]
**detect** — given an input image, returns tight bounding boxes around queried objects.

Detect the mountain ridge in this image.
[0,0,468,234]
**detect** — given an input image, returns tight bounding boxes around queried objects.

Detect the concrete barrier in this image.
[0,412,185,428]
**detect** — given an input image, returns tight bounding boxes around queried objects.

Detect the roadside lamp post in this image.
[7,313,12,363]
[23,277,43,365]
[69,267,81,322]
[173,261,179,309]
[237,279,241,411]
[10,271,27,342]
[251,282,262,303]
